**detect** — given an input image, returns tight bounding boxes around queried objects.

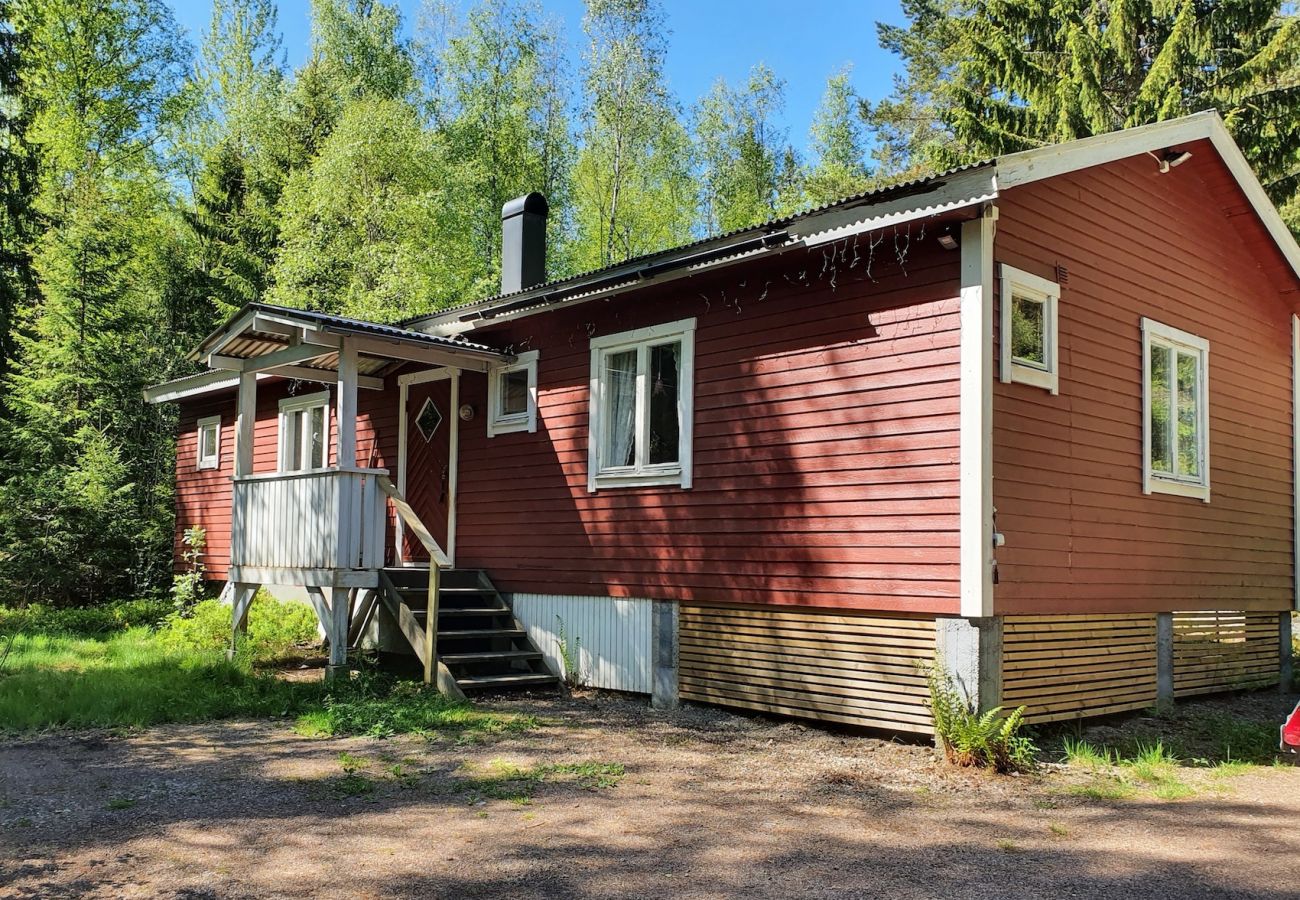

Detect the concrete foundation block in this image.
[651,599,679,710]
[934,616,1002,713]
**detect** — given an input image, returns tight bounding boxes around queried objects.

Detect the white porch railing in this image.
[230,467,388,571]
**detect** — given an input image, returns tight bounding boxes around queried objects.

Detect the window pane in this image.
[201,424,217,459]
[1176,351,1200,478]
[309,405,326,468]
[602,349,637,468]
[286,410,303,471]
[648,342,680,465]
[500,368,529,417]
[1149,345,1172,474]
[1011,294,1045,366]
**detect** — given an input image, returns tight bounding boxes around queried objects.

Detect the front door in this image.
[402,375,452,563]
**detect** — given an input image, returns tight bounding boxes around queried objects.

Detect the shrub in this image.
[157,592,320,663]
[925,661,1037,773]
[0,598,172,637]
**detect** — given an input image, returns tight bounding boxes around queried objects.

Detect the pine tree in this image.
[694,63,794,234]
[570,0,696,269]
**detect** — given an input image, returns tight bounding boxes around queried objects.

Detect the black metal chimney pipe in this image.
[501,192,548,295]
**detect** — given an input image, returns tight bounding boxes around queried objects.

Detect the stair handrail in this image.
[376,474,446,686]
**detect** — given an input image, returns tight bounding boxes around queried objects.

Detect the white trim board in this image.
[394,367,459,567]
[959,207,997,619]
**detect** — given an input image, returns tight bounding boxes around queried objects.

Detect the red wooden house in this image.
[148,112,1299,733]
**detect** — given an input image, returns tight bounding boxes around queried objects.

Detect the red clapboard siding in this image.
[173,377,400,582]
[453,240,964,614]
[992,147,1296,615]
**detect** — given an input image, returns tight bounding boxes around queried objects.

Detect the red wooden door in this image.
[403,377,452,562]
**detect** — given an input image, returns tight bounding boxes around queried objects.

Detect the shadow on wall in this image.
[454,223,964,615]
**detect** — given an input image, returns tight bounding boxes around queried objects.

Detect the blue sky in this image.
[166,1,907,145]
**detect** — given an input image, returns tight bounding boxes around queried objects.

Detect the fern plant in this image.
[555,615,583,690]
[925,660,1036,773]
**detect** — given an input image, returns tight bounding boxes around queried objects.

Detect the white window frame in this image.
[588,317,695,492]
[999,264,1060,395]
[196,415,221,470]
[277,390,331,473]
[1142,317,1210,502]
[487,350,539,437]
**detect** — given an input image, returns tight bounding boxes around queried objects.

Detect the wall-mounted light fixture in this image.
[458,404,475,422]
[936,229,958,251]
[1149,148,1193,174]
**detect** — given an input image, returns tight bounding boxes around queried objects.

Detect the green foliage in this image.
[156,594,319,663]
[925,661,1037,773]
[268,96,479,320]
[294,669,538,740]
[693,64,795,232]
[570,0,696,269]
[555,614,582,689]
[0,598,171,637]
[800,66,873,206]
[869,0,1300,227]
[171,525,208,614]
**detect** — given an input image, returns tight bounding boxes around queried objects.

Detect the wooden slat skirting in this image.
[677,603,936,734]
[1003,614,1158,724]
[1172,611,1280,698]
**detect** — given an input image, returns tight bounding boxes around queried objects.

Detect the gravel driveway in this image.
[2,692,1298,899]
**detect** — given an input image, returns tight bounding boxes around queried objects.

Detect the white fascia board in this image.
[793,167,998,248]
[144,369,384,405]
[996,110,1300,284]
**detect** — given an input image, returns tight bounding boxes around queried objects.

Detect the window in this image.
[278,391,331,472]
[588,318,695,490]
[196,415,221,470]
[487,350,539,437]
[1142,318,1209,501]
[999,264,1060,394]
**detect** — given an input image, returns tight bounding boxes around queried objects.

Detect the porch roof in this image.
[146,303,511,403]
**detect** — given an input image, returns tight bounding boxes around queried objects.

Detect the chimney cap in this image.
[502,192,549,220]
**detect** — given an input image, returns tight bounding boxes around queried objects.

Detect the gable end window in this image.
[487,350,539,437]
[278,391,331,473]
[196,415,221,470]
[999,264,1060,395]
[588,318,695,491]
[1142,318,1210,502]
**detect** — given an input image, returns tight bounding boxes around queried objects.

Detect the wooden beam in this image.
[209,341,333,372]
[234,371,257,478]
[269,364,384,390]
[337,339,358,468]
[347,335,499,373]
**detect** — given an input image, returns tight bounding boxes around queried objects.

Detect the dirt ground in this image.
[2,691,1299,900]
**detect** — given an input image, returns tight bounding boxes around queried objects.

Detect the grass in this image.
[0,605,538,744]
[0,629,313,730]
[454,759,625,804]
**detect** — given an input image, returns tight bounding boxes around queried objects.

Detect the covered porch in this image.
[163,303,513,689]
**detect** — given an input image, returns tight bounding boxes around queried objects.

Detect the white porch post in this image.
[234,371,257,477]
[337,339,358,468]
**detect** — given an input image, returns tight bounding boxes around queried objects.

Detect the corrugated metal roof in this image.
[240,302,503,353]
[402,160,995,329]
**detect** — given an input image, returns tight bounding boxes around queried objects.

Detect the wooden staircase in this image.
[374,567,559,693]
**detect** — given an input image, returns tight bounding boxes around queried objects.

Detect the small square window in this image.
[1000,264,1060,394]
[487,350,538,437]
[196,415,221,470]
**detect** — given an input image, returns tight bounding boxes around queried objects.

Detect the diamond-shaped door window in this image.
[415,397,443,442]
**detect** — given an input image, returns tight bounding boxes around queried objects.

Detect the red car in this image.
[1284,701,1300,757]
